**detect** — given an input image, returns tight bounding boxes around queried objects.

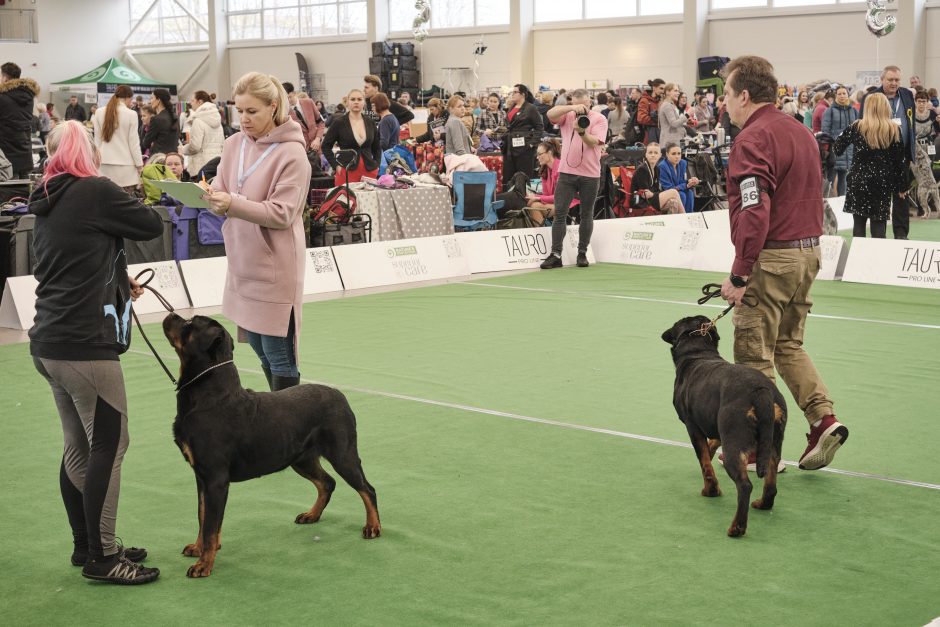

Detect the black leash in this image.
[131,269,178,385]
[693,282,758,336]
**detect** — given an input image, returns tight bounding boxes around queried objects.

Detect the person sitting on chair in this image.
[524,139,567,226]
[659,142,698,213]
[631,142,683,214]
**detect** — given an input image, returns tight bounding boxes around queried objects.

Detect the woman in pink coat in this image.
[204,72,312,390]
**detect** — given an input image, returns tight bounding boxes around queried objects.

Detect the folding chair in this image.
[452,171,503,231]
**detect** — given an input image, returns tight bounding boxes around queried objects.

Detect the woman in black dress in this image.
[142,88,180,156]
[502,84,544,187]
[629,142,683,215]
[833,92,907,238]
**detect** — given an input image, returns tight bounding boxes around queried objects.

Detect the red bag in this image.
[611,166,636,218]
[311,186,357,224]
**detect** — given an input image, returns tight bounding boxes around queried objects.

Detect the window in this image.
[389,0,508,32]
[534,0,681,23]
[712,0,852,8]
[128,0,209,46]
[227,0,367,41]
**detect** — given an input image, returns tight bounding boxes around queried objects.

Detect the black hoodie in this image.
[28,175,163,361]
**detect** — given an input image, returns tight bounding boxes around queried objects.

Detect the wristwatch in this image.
[729,273,747,288]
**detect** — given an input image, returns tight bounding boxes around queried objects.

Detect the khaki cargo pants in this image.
[732,245,834,425]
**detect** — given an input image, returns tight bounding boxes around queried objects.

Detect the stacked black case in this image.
[370,40,420,97]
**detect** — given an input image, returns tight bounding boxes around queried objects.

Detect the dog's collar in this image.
[176,360,235,393]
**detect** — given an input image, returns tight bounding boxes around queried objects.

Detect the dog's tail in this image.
[754,387,775,479]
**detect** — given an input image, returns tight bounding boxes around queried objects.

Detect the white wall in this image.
[534,22,683,91]
[227,40,368,104]
[0,0,127,101]
[134,50,212,99]
[926,7,940,90]
[709,12,899,88]
[408,33,511,93]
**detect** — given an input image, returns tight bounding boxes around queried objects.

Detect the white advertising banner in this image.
[826,197,856,232]
[127,261,191,315]
[841,238,940,289]
[634,210,729,231]
[303,247,344,295]
[457,226,596,273]
[331,235,471,290]
[178,257,229,309]
[591,220,700,269]
[0,275,39,330]
[817,236,848,281]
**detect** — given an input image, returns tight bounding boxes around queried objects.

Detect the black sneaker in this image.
[72,539,147,567]
[576,252,589,268]
[540,253,562,269]
[82,554,159,585]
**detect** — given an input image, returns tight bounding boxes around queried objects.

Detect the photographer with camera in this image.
[540,89,608,269]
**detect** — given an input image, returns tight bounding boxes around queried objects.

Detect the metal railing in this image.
[0,9,36,43]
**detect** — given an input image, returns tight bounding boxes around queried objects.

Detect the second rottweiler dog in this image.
[662,315,787,537]
[163,313,380,578]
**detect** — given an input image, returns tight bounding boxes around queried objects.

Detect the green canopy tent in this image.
[50,58,177,107]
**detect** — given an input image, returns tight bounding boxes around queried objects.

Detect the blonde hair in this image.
[446,95,464,110]
[233,72,290,126]
[858,93,899,150]
[663,83,678,97]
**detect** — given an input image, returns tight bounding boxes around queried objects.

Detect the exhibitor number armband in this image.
[739,176,761,210]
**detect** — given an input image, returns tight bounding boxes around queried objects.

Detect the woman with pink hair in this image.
[29,120,164,585]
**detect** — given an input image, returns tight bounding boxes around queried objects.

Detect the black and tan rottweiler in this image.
[662,315,787,537]
[163,313,380,578]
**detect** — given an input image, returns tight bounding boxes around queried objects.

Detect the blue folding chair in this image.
[452,170,504,231]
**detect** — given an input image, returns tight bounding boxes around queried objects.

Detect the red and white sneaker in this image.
[798,415,849,470]
[717,451,786,474]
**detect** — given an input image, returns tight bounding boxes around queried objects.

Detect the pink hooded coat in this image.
[211,119,312,362]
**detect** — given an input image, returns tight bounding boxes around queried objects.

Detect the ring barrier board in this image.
[127,261,191,315]
[634,210,729,231]
[591,220,700,269]
[817,236,849,281]
[841,237,940,289]
[330,234,471,290]
[0,275,39,330]
[457,225,596,274]
[827,197,856,232]
[178,257,229,309]
[303,247,344,295]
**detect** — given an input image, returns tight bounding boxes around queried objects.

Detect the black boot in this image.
[262,366,273,391]
[271,375,300,391]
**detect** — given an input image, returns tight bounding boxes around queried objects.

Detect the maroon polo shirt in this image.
[726,104,823,276]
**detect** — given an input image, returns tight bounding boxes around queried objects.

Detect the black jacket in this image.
[0,77,40,175]
[142,109,181,156]
[365,97,415,126]
[65,103,87,122]
[504,102,544,156]
[321,113,382,172]
[28,175,164,361]
[415,111,448,143]
[629,161,661,209]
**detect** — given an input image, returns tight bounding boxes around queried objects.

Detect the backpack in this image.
[140,163,175,205]
[620,109,643,145]
[311,186,357,224]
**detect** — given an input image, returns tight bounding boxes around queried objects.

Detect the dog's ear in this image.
[205,324,231,358]
[661,328,676,344]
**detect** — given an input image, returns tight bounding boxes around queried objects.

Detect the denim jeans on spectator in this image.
[244,312,298,377]
[550,173,600,255]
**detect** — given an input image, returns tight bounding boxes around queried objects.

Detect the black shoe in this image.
[82,554,159,585]
[271,375,301,391]
[540,254,562,270]
[262,366,273,391]
[576,252,589,268]
[72,540,147,567]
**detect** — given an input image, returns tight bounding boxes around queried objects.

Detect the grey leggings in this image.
[34,358,130,559]
[550,173,600,255]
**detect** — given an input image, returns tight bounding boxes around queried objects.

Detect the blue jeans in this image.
[828,169,847,196]
[244,312,298,377]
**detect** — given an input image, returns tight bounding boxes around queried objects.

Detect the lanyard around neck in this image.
[237,136,280,195]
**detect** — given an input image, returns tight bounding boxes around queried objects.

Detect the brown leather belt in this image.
[764,236,820,249]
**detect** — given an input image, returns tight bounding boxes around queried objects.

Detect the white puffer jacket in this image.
[180,101,224,176]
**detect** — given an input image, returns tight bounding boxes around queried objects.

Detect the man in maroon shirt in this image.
[719,55,848,471]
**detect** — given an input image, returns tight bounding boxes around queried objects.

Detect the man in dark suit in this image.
[860,65,916,239]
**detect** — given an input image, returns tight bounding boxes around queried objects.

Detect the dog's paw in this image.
[295,512,321,524]
[727,524,747,538]
[751,498,774,510]
[362,523,382,539]
[186,561,213,578]
[701,486,722,497]
[182,543,202,557]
